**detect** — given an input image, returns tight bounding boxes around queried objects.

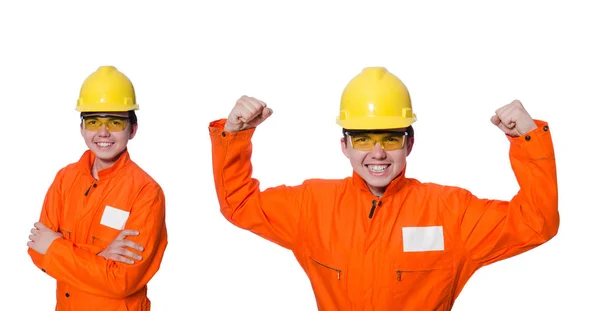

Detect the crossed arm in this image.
[29,225,143,265]
[27,178,167,298]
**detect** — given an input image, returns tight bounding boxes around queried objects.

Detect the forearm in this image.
[210,120,259,223]
[459,120,559,264]
[42,238,160,298]
[507,120,559,238]
[29,242,103,271]
[209,119,305,249]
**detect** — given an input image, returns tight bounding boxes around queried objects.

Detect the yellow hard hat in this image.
[76,66,138,112]
[336,67,416,130]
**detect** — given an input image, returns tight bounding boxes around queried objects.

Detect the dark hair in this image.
[80,110,137,125]
[127,110,138,125]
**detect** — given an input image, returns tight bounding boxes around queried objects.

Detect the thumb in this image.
[262,107,273,119]
[490,115,501,126]
[117,229,140,240]
[246,107,273,128]
[491,115,518,135]
[496,122,512,133]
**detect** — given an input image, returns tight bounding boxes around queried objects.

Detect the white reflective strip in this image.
[402,226,444,252]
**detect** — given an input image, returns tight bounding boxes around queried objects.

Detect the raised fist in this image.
[491,100,537,137]
[224,95,273,132]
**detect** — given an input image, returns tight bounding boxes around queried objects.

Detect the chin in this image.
[366,178,392,188]
[93,148,125,161]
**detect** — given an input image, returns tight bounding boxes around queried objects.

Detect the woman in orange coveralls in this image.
[209,66,559,310]
[27,66,168,311]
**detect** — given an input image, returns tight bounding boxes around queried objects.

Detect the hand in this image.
[98,229,144,265]
[490,100,537,137]
[27,222,61,255]
[224,95,273,132]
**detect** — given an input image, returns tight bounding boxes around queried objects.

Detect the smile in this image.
[367,164,390,173]
[95,142,114,148]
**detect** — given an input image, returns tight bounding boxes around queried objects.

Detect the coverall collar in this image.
[76,149,132,180]
[351,165,409,198]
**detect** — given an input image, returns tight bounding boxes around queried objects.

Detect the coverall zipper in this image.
[84,180,97,196]
[368,199,381,219]
[310,257,342,280]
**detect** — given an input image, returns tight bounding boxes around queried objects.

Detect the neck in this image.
[368,185,386,197]
[91,157,117,179]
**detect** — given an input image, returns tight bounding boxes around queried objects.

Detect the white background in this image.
[1,0,598,310]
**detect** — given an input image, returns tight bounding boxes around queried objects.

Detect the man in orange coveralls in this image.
[27,66,168,311]
[208,67,559,310]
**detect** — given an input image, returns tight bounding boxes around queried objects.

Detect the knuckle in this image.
[241,111,254,120]
[238,96,250,104]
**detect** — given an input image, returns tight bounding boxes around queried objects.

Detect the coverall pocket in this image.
[307,251,349,295]
[91,225,121,249]
[390,252,455,306]
[58,228,72,240]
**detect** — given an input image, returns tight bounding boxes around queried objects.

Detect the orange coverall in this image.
[28,150,168,311]
[209,119,559,310]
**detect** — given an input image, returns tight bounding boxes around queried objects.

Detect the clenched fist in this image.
[224,96,273,132]
[491,100,537,137]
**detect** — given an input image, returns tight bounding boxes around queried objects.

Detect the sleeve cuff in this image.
[508,120,555,160]
[208,119,256,146]
[42,238,70,276]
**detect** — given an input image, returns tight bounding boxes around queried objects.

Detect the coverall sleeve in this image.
[28,170,110,270]
[40,183,168,299]
[209,119,306,250]
[457,120,559,266]
[28,170,63,270]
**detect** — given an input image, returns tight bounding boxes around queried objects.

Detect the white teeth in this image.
[368,165,389,172]
[96,142,113,147]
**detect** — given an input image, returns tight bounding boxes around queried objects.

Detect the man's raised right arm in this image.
[209,96,306,250]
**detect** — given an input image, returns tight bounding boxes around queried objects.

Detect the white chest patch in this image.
[402,226,445,252]
[100,205,130,230]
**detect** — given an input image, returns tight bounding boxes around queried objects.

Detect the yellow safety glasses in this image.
[344,130,408,151]
[81,115,129,132]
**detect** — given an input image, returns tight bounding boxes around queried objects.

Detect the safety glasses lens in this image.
[83,117,128,132]
[349,133,406,151]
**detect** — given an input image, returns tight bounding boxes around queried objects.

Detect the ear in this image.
[129,123,139,140]
[340,137,350,159]
[80,122,84,137]
[406,137,414,156]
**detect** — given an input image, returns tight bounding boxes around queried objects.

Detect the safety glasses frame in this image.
[80,115,131,132]
[343,129,409,151]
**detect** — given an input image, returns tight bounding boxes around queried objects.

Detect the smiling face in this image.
[80,111,137,171]
[341,129,413,197]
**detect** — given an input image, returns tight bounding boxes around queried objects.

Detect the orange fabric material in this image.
[209,119,559,310]
[28,149,168,311]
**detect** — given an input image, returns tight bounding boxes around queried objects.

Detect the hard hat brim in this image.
[336,116,416,130]
[76,103,139,112]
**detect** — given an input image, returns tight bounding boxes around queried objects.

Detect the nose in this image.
[369,142,386,159]
[97,125,110,137]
